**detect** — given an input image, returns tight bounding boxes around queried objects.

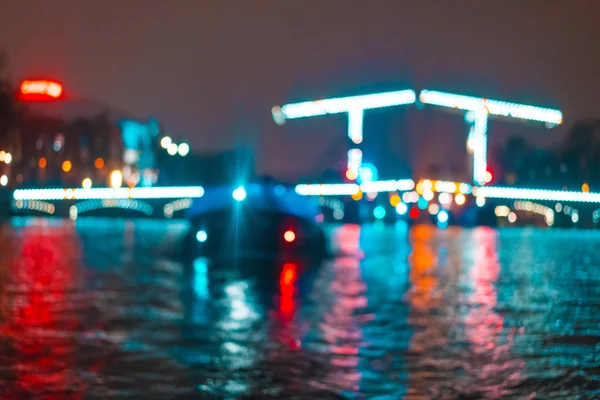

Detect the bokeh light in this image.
[233,186,247,201]
[373,205,386,219]
[178,143,190,157]
[437,210,449,223]
[167,143,178,156]
[396,202,408,215]
[61,160,72,172]
[283,230,296,243]
[196,230,208,243]
[160,136,172,149]
[110,170,123,189]
[81,178,92,190]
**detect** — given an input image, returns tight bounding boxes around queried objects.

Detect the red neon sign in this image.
[19,80,63,100]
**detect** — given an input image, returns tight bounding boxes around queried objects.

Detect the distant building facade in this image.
[5,80,159,188]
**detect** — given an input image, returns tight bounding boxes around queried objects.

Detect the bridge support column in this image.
[466,109,489,185]
[347,109,364,178]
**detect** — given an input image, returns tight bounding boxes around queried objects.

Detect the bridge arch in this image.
[71,199,153,219]
[163,198,193,218]
[511,201,555,226]
[14,199,56,216]
[319,197,345,220]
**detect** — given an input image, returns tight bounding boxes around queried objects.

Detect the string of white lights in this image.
[13,186,205,201]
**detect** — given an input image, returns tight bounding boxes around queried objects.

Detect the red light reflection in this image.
[0,225,83,398]
[279,263,297,316]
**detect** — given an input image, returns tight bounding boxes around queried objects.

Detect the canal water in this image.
[1,218,599,399]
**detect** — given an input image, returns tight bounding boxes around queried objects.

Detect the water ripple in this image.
[1,218,600,398]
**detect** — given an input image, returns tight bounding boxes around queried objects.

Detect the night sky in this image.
[1,1,599,179]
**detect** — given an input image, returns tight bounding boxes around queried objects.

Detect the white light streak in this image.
[472,110,488,185]
[277,90,417,120]
[419,90,563,124]
[347,149,362,175]
[295,183,359,196]
[295,179,414,196]
[13,186,205,201]
[478,186,600,203]
[348,109,364,144]
[361,179,415,193]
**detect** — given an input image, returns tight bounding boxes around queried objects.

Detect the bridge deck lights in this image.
[274,88,562,186]
[419,90,563,185]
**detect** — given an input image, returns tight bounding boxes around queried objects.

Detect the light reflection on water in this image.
[1,218,600,398]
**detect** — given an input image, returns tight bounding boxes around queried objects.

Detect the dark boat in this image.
[183,183,328,260]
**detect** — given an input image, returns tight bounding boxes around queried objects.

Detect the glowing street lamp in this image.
[167,143,178,156]
[82,177,92,190]
[160,136,172,149]
[61,160,72,172]
[110,170,123,189]
[178,143,190,156]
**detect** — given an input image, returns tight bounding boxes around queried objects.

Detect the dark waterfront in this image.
[1,218,599,399]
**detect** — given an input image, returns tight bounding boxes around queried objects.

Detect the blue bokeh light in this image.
[358,163,378,184]
[232,186,247,201]
[196,230,208,243]
[374,205,386,219]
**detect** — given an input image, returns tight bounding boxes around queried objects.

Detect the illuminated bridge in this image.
[270,87,599,227]
[8,178,600,229]
[6,87,600,227]
[10,186,205,220]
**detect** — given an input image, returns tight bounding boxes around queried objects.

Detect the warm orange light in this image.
[20,80,63,99]
[415,181,424,195]
[283,230,296,243]
[389,193,401,207]
[61,160,72,172]
[94,157,104,169]
[345,169,357,181]
[582,183,590,193]
[351,190,363,201]
[38,157,47,169]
